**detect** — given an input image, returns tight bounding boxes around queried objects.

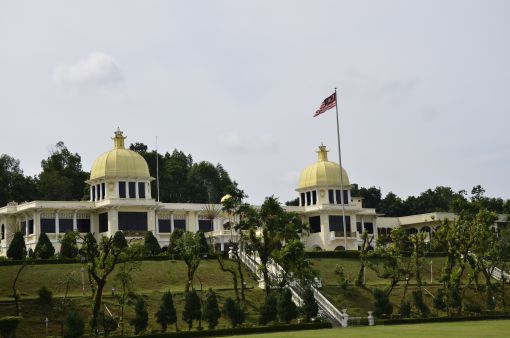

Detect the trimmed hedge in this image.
[377,314,510,326]
[118,322,332,338]
[304,251,447,259]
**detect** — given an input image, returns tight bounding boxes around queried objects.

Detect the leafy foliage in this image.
[63,311,84,338]
[202,289,221,330]
[144,231,161,256]
[59,232,78,258]
[222,297,244,328]
[7,232,26,260]
[301,287,318,322]
[258,293,277,325]
[277,288,297,324]
[373,288,393,317]
[129,296,148,335]
[34,233,55,259]
[156,291,177,332]
[183,290,201,331]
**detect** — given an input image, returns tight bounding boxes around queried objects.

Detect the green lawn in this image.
[235,320,510,338]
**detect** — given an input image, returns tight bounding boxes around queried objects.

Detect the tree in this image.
[433,289,447,314]
[355,230,373,286]
[34,232,55,259]
[412,290,430,317]
[197,231,210,256]
[242,196,305,295]
[143,231,161,256]
[37,286,53,315]
[301,287,318,322]
[183,290,201,331]
[7,232,26,260]
[373,288,393,317]
[222,298,244,328]
[399,300,411,318]
[156,291,177,332]
[277,288,297,324]
[175,232,203,292]
[275,239,316,287]
[0,154,38,206]
[60,232,78,258]
[63,311,84,338]
[168,228,184,257]
[129,296,148,335]
[258,293,277,325]
[202,289,221,330]
[38,141,88,201]
[79,231,129,336]
[335,265,352,297]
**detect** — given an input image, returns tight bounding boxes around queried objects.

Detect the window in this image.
[21,221,26,235]
[28,220,34,234]
[198,219,213,232]
[158,219,171,233]
[328,215,351,234]
[356,222,362,233]
[60,219,73,233]
[77,218,91,233]
[328,189,335,204]
[364,222,374,234]
[92,186,96,200]
[335,190,341,204]
[306,191,311,206]
[119,181,126,198]
[128,182,136,198]
[309,216,321,233]
[99,213,108,233]
[1,224,4,240]
[101,183,106,199]
[138,182,145,199]
[41,218,56,233]
[118,212,148,231]
[343,190,349,205]
[174,219,186,231]
[312,191,317,205]
[300,193,305,206]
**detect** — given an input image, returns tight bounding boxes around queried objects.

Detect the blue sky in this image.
[0,1,509,203]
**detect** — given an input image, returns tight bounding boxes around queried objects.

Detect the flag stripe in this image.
[313,92,336,117]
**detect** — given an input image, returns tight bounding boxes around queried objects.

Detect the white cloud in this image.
[53,52,124,92]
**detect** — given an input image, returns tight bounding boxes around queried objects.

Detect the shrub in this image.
[183,290,201,331]
[34,233,55,259]
[433,289,447,312]
[399,300,411,318]
[130,296,148,335]
[60,232,78,258]
[277,288,297,324]
[7,232,26,260]
[373,288,393,317]
[464,302,482,315]
[412,290,430,317]
[202,289,221,329]
[98,310,118,337]
[259,293,278,325]
[37,286,53,314]
[144,231,161,256]
[156,291,177,332]
[301,287,318,322]
[197,231,209,256]
[0,316,22,338]
[223,297,244,328]
[63,311,84,338]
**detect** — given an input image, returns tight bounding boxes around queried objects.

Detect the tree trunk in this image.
[91,279,106,336]
[235,252,246,301]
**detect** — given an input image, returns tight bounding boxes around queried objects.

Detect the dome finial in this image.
[317,143,328,161]
[112,128,126,149]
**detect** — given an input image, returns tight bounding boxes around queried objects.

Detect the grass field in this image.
[234,320,510,338]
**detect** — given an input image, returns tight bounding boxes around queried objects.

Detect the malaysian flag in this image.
[313,92,336,117]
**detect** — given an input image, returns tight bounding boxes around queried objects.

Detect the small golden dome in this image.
[89,129,150,181]
[298,145,349,190]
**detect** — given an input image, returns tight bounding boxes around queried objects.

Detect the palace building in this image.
[0,129,488,256]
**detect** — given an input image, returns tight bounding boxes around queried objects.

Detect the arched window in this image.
[334,245,346,251]
[312,245,323,252]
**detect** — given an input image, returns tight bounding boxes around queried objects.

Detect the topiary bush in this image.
[144,231,161,256]
[34,233,55,259]
[202,289,221,330]
[277,288,297,324]
[59,232,78,258]
[301,287,318,322]
[373,288,393,317]
[63,311,84,338]
[156,291,177,332]
[259,293,277,325]
[7,232,26,260]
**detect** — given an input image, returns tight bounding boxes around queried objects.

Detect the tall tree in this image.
[0,154,38,206]
[156,291,177,332]
[38,142,88,200]
[175,232,203,292]
[202,289,221,330]
[183,290,201,331]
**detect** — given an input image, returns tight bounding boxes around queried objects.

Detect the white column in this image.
[361,216,365,234]
[55,211,60,234]
[373,217,378,241]
[196,213,199,232]
[90,187,93,201]
[155,212,159,235]
[170,213,174,233]
[73,211,77,231]
[135,181,139,199]
[103,183,108,199]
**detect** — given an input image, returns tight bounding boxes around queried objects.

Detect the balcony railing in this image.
[331,231,357,238]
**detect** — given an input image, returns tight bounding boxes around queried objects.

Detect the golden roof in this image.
[298,145,349,190]
[89,129,150,181]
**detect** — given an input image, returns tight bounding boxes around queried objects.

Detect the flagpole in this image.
[156,136,160,202]
[334,88,348,250]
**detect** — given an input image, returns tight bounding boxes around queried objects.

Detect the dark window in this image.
[1,224,4,240]
[21,221,26,235]
[312,191,317,205]
[300,193,305,206]
[309,216,321,233]
[92,186,96,201]
[306,191,311,206]
[174,219,186,231]
[101,183,106,199]
[28,220,34,234]
[328,215,351,235]
[118,212,147,231]
[138,182,145,199]
[328,189,335,204]
[41,218,56,233]
[356,222,362,233]
[99,213,108,233]
[335,190,341,204]
[343,190,349,205]
[77,219,91,233]
[129,182,136,198]
[158,219,171,233]
[198,219,213,232]
[119,181,126,198]
[59,219,73,233]
[364,222,374,234]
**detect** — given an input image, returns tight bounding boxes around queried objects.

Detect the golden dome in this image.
[298,145,349,190]
[89,129,151,181]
